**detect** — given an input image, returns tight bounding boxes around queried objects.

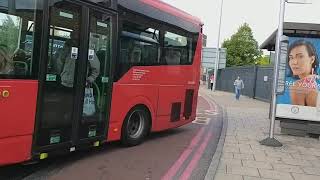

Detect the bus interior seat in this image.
[165,48,181,65]
[13,61,28,76]
[12,49,29,76]
[130,47,141,63]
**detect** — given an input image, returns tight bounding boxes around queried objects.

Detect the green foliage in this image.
[256,56,270,66]
[222,23,262,67]
[0,15,20,55]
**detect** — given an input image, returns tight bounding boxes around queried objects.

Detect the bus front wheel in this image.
[121,106,151,146]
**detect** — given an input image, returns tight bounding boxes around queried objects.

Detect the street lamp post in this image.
[212,0,224,92]
[260,0,286,147]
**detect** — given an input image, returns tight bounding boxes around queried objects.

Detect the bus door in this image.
[35,0,114,151]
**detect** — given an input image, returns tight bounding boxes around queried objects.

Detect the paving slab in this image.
[199,87,320,180]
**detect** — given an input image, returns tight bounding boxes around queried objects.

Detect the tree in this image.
[256,55,271,66]
[0,15,20,55]
[222,23,262,67]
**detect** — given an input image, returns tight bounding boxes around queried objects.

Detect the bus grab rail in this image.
[92,82,102,110]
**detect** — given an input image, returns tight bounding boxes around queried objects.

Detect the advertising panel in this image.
[277,37,320,121]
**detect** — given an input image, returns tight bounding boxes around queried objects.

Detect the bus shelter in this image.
[261,22,320,137]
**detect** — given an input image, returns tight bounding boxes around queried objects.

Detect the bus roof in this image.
[118,0,203,33]
[0,0,203,33]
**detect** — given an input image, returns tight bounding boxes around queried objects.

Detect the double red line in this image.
[162,93,215,180]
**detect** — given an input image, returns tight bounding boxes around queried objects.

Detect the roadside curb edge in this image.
[204,102,228,180]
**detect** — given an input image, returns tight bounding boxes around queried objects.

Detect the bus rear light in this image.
[93,141,100,147]
[113,128,119,132]
[39,153,48,160]
[70,147,76,152]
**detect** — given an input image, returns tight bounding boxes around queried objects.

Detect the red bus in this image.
[0,0,203,166]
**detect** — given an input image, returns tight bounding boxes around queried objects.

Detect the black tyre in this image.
[121,106,151,146]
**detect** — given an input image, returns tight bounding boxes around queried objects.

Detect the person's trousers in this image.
[235,88,241,100]
[210,83,213,90]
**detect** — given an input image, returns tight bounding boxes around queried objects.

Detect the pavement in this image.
[200,86,320,180]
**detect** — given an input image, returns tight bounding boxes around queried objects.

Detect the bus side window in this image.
[163,31,195,65]
[120,49,129,63]
[130,46,141,63]
[0,1,40,79]
[164,47,181,65]
[120,37,132,62]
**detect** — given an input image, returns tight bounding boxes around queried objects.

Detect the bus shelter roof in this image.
[260,22,320,51]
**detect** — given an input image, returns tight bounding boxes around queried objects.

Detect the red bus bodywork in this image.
[0,81,38,165]
[0,0,203,166]
[108,35,202,141]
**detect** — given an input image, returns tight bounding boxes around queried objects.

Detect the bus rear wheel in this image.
[121,106,150,146]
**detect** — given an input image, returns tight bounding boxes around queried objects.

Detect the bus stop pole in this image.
[213,0,224,92]
[260,0,285,147]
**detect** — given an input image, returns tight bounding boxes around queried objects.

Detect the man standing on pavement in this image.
[234,76,244,100]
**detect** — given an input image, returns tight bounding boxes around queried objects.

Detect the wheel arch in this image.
[120,98,155,146]
[122,96,155,135]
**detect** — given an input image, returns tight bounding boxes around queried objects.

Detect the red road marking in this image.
[200,92,215,111]
[180,131,213,179]
[179,93,216,179]
[202,92,218,111]
[197,96,211,111]
[161,92,217,179]
[161,128,205,180]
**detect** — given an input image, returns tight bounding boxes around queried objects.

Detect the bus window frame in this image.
[0,0,43,80]
[118,9,199,66]
[114,9,200,81]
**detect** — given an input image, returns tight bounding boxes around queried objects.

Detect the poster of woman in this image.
[277,37,320,122]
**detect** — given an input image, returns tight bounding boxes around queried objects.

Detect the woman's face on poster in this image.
[289,45,315,77]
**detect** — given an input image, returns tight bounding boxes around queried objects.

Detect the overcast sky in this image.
[162,0,320,48]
